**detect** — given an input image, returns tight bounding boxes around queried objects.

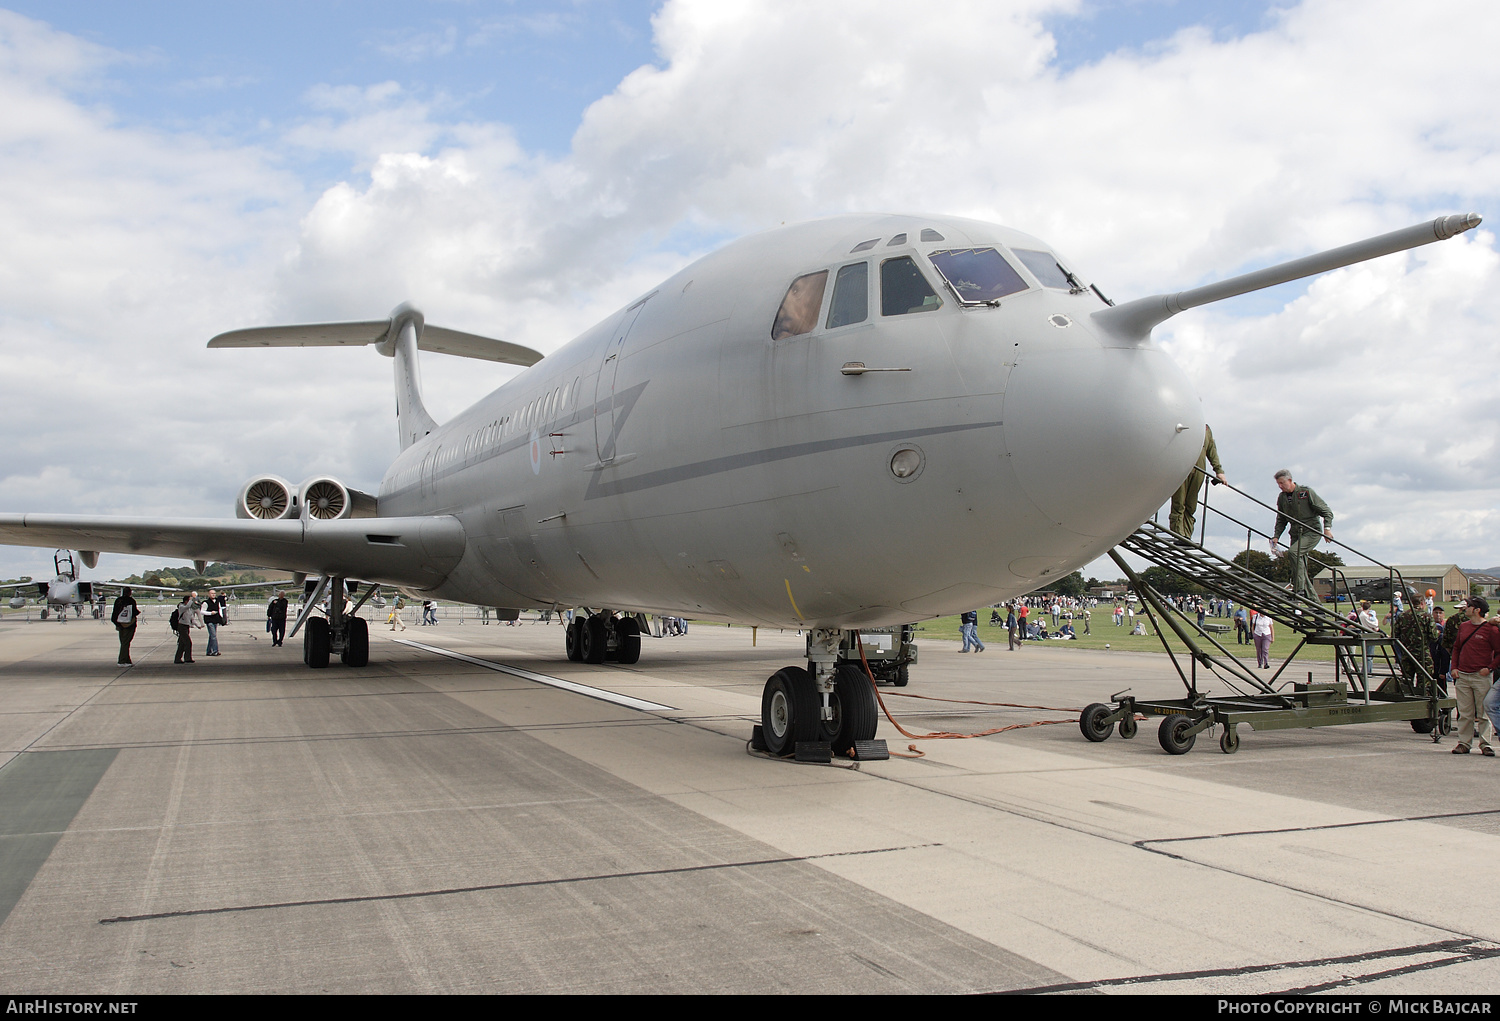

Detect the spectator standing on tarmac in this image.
[1251,609,1274,669]
[1449,596,1500,756]
[267,591,288,646]
[1431,607,1451,682]
[1006,606,1017,650]
[1169,424,1227,538]
[1269,470,1335,600]
[171,594,198,664]
[111,587,139,665]
[202,589,224,656]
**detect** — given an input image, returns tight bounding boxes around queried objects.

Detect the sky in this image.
[0,0,1496,586]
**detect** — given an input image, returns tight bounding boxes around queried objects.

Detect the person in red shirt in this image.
[1450,596,1500,755]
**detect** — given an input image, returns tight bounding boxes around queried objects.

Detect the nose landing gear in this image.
[755,629,887,761]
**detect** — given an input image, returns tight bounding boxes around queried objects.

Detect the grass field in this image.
[696,599,1427,667]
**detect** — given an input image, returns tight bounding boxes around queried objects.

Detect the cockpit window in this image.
[1013,248,1073,290]
[927,248,1028,305]
[771,270,828,340]
[881,257,942,316]
[826,262,868,329]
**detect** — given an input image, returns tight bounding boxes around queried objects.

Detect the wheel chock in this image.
[852,739,889,761]
[750,725,768,752]
[795,741,832,763]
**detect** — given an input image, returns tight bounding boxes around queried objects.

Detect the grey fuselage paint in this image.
[377,213,1203,628]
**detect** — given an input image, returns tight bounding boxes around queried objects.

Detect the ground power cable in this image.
[853,632,1095,757]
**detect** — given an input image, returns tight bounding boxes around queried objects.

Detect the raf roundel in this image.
[529,428,542,475]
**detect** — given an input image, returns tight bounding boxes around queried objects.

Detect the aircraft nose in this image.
[1001,346,1202,539]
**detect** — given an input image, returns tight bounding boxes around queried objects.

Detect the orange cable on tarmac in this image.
[853,632,1077,757]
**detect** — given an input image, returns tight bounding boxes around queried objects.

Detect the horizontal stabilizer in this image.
[0,514,467,591]
[209,314,544,367]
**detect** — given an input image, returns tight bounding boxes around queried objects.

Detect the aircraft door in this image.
[594,295,652,462]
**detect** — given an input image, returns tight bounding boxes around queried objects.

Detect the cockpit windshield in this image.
[927,248,1028,305]
[1013,249,1073,290]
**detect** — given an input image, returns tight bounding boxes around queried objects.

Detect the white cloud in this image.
[1,0,1498,583]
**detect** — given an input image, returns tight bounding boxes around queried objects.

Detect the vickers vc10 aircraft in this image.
[0,211,1481,755]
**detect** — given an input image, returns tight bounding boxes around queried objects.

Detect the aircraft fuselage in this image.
[378,214,1204,627]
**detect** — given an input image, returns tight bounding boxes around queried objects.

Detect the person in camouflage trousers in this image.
[1392,593,1437,689]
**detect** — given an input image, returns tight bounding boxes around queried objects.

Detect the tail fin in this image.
[208,304,545,452]
[380,305,438,450]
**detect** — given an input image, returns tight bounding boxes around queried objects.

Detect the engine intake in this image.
[298,476,379,520]
[237,475,294,520]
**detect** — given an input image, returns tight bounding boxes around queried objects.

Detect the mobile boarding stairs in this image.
[1079,471,1456,755]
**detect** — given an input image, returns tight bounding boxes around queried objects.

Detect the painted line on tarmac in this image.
[1001,937,1500,994]
[391,638,679,713]
[1136,806,1500,848]
[98,842,941,924]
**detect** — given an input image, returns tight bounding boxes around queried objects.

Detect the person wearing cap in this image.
[1449,596,1500,755]
[1269,470,1334,600]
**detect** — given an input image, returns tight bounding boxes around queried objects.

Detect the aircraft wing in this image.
[0,515,466,591]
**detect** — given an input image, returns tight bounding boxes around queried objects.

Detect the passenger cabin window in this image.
[771,270,828,340]
[826,262,868,329]
[1014,249,1073,290]
[927,248,1028,305]
[881,257,942,316]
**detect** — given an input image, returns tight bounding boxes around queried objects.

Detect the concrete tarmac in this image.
[0,614,1496,994]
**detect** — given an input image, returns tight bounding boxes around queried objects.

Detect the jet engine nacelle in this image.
[236,475,295,520]
[297,476,378,521]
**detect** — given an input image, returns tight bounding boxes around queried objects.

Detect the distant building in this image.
[1314,564,1469,603]
[1464,572,1499,599]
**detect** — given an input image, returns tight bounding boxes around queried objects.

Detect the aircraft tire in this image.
[617,617,642,665]
[826,664,879,755]
[581,615,608,664]
[565,619,584,662]
[306,618,331,669]
[761,666,819,757]
[342,616,369,667]
[1157,714,1196,755]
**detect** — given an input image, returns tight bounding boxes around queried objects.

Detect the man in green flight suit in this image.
[1270,469,1335,599]
[1169,424,1226,538]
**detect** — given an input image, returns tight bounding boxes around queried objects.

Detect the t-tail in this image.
[208,303,544,450]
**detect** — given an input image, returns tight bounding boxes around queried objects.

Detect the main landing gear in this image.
[565,610,643,665]
[754,629,887,761]
[298,575,373,669]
